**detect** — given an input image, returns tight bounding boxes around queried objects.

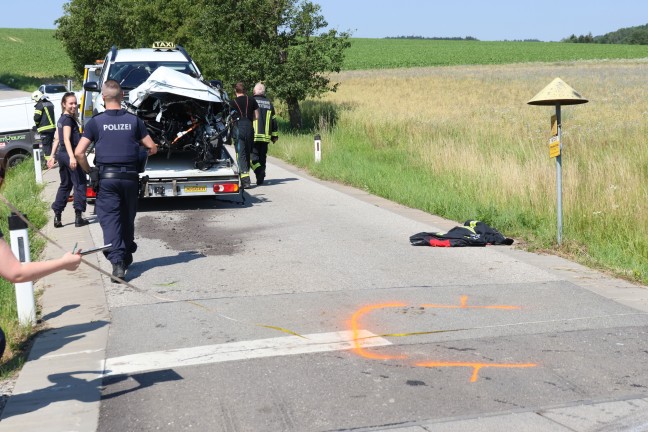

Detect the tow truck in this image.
[81,42,241,199]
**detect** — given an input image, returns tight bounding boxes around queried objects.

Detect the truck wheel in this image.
[6,152,30,168]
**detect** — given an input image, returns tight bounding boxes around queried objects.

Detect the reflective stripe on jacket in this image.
[34,100,56,133]
[253,95,278,143]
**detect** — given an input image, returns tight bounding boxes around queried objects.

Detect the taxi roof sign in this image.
[152,41,176,49]
[527,77,588,106]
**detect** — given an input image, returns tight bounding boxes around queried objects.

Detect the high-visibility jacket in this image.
[253,95,278,143]
[410,220,514,247]
[34,99,56,134]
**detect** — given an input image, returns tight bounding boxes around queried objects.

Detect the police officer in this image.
[75,80,157,282]
[251,82,279,185]
[32,90,56,162]
[230,82,259,189]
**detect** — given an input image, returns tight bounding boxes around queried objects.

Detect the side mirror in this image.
[209,80,223,90]
[83,81,99,92]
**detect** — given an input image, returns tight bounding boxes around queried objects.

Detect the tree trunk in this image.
[287,96,302,130]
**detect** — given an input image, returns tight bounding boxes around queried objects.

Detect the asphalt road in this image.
[0,83,30,99]
[90,158,648,431]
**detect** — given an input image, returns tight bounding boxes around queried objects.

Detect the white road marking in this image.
[104,330,390,376]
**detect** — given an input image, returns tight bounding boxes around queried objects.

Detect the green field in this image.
[343,38,648,69]
[3,29,648,90]
[0,28,75,90]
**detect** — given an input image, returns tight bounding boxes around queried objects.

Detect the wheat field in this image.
[273,59,648,281]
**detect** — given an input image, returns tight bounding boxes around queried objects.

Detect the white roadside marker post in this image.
[32,143,43,184]
[8,213,36,325]
[314,134,322,163]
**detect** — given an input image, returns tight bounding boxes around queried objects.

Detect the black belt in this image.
[100,166,137,172]
[99,172,139,181]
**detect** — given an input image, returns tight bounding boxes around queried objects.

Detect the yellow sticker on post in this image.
[549,136,560,158]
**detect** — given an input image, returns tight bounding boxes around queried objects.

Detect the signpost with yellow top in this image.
[528,78,588,245]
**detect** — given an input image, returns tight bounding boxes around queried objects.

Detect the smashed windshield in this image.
[108,62,199,89]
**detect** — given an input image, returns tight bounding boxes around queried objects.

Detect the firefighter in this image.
[75,80,157,282]
[32,90,56,162]
[230,82,259,189]
[251,82,279,185]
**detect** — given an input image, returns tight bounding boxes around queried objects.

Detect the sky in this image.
[3,0,648,42]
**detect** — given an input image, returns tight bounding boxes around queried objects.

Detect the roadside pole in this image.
[8,212,36,325]
[32,143,43,184]
[314,134,322,163]
[528,78,588,245]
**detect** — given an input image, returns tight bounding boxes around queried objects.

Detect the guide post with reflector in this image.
[8,213,36,325]
[32,144,43,184]
[314,134,321,163]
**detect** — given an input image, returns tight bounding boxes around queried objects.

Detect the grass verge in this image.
[270,60,648,286]
[0,160,48,378]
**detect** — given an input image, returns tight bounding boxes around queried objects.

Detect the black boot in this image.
[75,211,89,227]
[53,213,63,228]
[254,167,265,185]
[111,261,126,283]
[241,176,252,189]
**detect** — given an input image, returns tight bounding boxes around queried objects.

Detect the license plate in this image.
[184,186,207,193]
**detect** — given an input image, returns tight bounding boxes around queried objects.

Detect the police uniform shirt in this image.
[82,109,148,167]
[57,114,81,151]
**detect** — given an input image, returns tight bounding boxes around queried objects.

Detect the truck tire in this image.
[6,152,30,168]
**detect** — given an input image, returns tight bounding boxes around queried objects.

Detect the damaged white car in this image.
[127,66,233,170]
[81,44,242,198]
[82,44,235,171]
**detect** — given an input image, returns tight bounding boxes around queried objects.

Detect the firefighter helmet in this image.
[31,90,44,102]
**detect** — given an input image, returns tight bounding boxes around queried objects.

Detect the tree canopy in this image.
[562,23,648,45]
[55,0,350,129]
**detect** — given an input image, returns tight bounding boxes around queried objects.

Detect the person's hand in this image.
[61,252,82,271]
[148,145,158,156]
[46,158,55,169]
[69,157,77,170]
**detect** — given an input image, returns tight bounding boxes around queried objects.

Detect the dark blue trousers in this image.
[234,119,254,174]
[52,152,87,213]
[95,178,139,265]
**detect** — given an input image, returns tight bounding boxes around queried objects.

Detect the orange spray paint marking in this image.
[415,361,538,382]
[421,295,521,310]
[350,303,408,360]
[348,299,536,382]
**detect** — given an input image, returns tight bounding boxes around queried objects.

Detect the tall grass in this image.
[271,60,648,283]
[0,161,48,374]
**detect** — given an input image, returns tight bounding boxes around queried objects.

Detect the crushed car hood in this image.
[129,66,223,107]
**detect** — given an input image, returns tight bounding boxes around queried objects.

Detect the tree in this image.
[55,0,350,129]
[195,0,351,129]
[55,0,206,78]
[54,0,131,77]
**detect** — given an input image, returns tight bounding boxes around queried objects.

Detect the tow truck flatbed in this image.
[140,150,239,198]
